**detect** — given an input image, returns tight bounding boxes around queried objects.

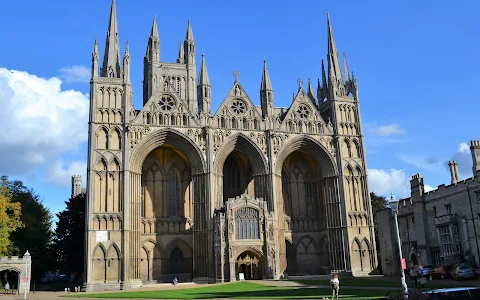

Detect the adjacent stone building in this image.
[378,141,480,275]
[84,0,378,291]
[72,175,86,198]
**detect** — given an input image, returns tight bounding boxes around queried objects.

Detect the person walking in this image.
[4,282,10,294]
[330,273,339,300]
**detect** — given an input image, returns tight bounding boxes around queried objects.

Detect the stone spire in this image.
[177,39,184,63]
[199,54,210,86]
[197,54,211,115]
[327,13,344,84]
[185,19,194,41]
[260,59,274,118]
[260,59,273,91]
[146,15,160,62]
[123,41,130,83]
[343,52,350,82]
[307,78,316,105]
[100,0,121,78]
[91,38,99,78]
[184,19,196,65]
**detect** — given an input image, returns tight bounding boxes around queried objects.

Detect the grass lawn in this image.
[67,282,388,299]
[290,277,479,289]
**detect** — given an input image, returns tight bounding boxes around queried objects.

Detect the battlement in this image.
[0,256,31,262]
[412,173,421,180]
[470,140,480,147]
[72,175,82,180]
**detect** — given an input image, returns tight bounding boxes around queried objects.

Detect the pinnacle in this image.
[199,54,210,86]
[185,19,194,41]
[150,15,159,37]
[260,59,273,91]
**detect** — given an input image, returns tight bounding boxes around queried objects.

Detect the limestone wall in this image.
[0,251,31,293]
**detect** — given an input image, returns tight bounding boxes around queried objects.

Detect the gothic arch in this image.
[109,127,122,150]
[93,155,108,170]
[274,135,337,177]
[213,133,268,176]
[108,157,121,171]
[130,128,206,175]
[295,235,319,251]
[92,243,107,282]
[95,126,109,150]
[233,245,264,260]
[355,166,365,177]
[296,236,319,275]
[164,238,192,258]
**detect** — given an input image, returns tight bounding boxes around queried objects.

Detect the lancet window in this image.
[223,157,242,202]
[167,169,180,217]
[235,207,260,240]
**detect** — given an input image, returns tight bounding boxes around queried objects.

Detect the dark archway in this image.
[214,134,269,209]
[285,240,297,275]
[223,151,253,204]
[236,251,263,280]
[275,135,342,273]
[0,269,19,294]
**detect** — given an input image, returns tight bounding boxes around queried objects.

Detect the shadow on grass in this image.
[289,277,479,289]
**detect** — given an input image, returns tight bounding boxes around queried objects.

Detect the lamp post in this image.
[391,194,408,298]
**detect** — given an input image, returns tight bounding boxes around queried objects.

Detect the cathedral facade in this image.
[84,0,377,291]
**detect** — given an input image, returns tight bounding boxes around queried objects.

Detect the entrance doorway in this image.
[0,269,19,294]
[236,251,262,280]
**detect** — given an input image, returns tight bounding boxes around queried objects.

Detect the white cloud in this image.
[424,185,435,192]
[368,124,405,137]
[368,168,410,198]
[0,68,89,175]
[458,142,470,153]
[59,65,90,84]
[46,159,87,187]
[445,141,473,178]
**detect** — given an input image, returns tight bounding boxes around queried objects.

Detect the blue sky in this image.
[0,0,479,217]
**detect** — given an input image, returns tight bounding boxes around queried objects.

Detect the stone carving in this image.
[269,224,275,240]
[127,125,151,149]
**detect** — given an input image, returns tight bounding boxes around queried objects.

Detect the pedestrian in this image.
[410,265,420,288]
[4,282,9,294]
[330,273,339,300]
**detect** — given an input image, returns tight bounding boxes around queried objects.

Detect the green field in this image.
[68,282,389,299]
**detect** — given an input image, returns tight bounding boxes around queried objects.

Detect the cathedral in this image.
[84,0,377,291]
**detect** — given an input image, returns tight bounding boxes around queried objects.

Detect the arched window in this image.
[235,207,259,240]
[223,156,242,203]
[167,170,180,217]
[168,247,184,274]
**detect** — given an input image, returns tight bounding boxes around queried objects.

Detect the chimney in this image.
[448,160,459,184]
[470,140,480,176]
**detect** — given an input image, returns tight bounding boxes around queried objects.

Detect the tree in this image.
[1,176,53,280]
[370,192,388,216]
[0,177,23,255]
[51,193,85,278]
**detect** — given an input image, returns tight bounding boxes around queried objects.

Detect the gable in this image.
[213,81,263,130]
[280,87,332,135]
[131,88,200,127]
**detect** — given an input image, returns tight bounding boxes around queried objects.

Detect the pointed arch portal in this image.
[275,135,348,274]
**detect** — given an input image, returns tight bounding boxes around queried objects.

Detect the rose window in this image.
[230,99,246,115]
[159,96,176,111]
[296,104,311,119]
